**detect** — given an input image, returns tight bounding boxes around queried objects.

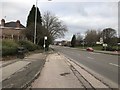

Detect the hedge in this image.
[18,40,40,51]
[2,39,40,56]
[2,39,18,56]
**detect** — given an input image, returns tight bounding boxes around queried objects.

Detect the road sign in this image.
[45,36,47,40]
[96,42,101,44]
[43,44,45,48]
[103,44,107,47]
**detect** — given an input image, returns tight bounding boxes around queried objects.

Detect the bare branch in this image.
[42,11,68,39]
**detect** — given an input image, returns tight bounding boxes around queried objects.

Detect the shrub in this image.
[102,46,116,51]
[2,39,18,56]
[2,40,40,56]
[18,40,39,51]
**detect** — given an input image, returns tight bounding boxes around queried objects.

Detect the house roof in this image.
[5,22,25,28]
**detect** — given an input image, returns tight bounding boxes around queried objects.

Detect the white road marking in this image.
[87,57,94,59]
[89,52,100,54]
[109,63,120,67]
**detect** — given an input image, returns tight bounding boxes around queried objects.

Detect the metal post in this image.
[44,37,45,52]
[83,39,84,49]
[11,34,13,40]
[44,36,47,52]
[105,46,106,51]
[33,0,52,44]
[34,0,38,44]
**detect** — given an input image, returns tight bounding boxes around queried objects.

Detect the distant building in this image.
[61,40,71,46]
[54,40,71,46]
[54,41,62,45]
[0,19,26,40]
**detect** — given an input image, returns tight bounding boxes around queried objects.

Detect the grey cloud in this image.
[1,2,33,26]
[0,1,118,41]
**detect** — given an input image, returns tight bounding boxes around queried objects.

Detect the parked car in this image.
[86,47,94,52]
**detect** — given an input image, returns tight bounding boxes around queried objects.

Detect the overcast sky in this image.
[0,0,119,41]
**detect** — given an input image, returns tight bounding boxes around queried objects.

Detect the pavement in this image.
[31,52,110,89]
[1,61,30,82]
[1,53,46,88]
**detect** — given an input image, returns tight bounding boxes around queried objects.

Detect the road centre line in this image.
[109,63,120,67]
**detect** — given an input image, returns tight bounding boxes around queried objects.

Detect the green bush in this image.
[2,40,40,56]
[2,39,18,56]
[18,40,39,51]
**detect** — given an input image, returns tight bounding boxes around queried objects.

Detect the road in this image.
[52,45,119,88]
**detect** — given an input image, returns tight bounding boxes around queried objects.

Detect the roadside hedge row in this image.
[2,40,18,56]
[18,40,40,51]
[2,39,40,56]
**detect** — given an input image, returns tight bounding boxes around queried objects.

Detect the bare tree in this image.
[102,28,117,46]
[42,11,68,40]
[84,30,98,46]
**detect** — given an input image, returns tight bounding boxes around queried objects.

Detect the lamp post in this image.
[34,0,52,44]
[34,0,38,44]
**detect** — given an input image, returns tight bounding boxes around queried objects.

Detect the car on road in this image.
[86,47,94,52]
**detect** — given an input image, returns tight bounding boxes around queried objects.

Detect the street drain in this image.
[60,72,70,76]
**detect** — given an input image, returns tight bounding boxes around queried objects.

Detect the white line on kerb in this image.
[87,57,94,59]
[109,63,120,67]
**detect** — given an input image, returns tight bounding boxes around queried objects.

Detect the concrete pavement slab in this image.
[0,61,30,82]
[32,53,83,88]
[2,53,46,88]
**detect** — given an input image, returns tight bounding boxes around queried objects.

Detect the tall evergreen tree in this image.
[71,35,76,47]
[26,5,42,27]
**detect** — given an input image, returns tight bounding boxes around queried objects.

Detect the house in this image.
[0,19,26,40]
[54,40,71,46]
[61,40,71,46]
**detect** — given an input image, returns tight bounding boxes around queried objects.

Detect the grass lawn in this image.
[92,46,103,50]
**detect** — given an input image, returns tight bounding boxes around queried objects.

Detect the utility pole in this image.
[34,0,38,44]
[34,0,52,44]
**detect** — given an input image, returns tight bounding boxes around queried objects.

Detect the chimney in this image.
[16,20,20,28]
[1,19,5,27]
